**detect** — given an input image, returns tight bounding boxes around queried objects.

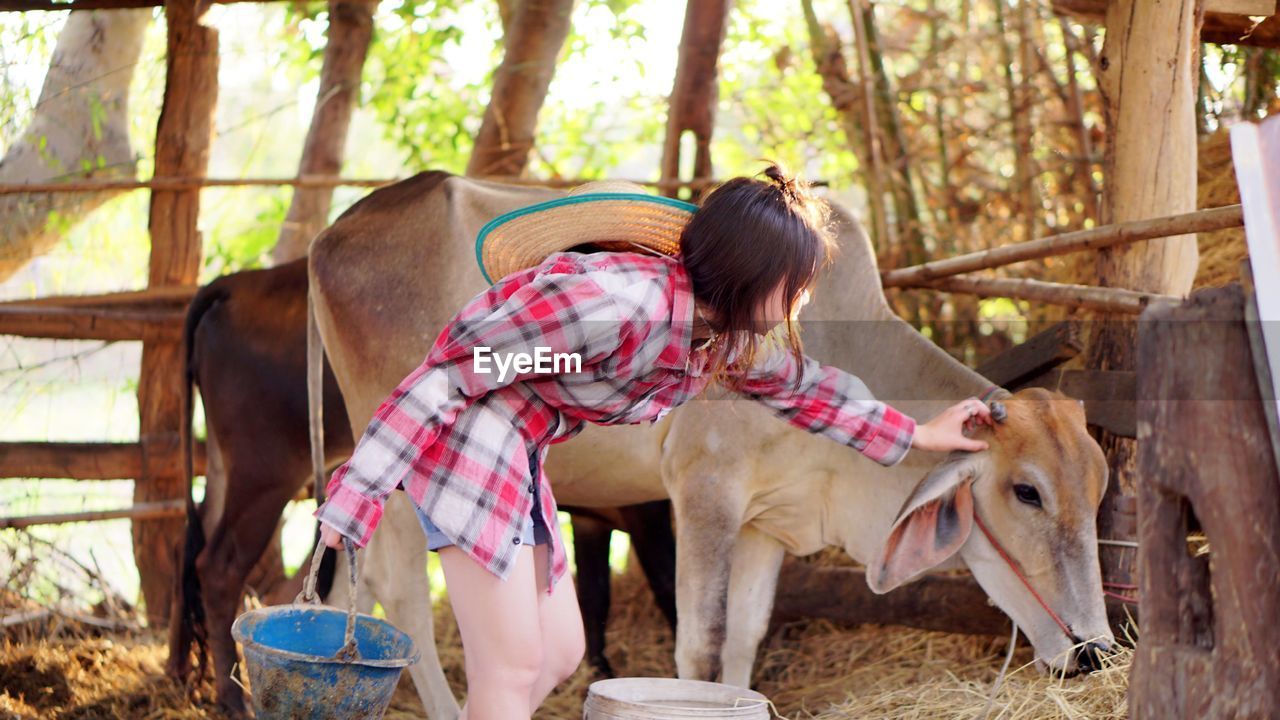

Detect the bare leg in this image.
[440,544,544,720]
[528,543,587,713]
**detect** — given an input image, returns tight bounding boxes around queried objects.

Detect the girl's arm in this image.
[729,338,994,467]
[728,339,918,467]
[315,262,632,547]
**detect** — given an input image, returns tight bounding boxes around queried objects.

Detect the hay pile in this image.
[445,561,1131,720]
[1,558,1131,719]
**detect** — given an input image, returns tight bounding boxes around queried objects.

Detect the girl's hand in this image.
[912,397,995,453]
[319,521,346,549]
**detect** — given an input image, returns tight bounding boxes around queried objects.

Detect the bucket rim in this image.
[585,676,771,709]
[231,604,421,669]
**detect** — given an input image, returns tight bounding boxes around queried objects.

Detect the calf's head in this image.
[866,387,1113,675]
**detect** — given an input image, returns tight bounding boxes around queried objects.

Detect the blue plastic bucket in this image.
[231,604,420,719]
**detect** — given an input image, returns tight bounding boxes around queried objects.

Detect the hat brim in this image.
[475,192,697,283]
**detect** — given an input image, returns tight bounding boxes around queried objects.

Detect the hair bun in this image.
[762,163,799,199]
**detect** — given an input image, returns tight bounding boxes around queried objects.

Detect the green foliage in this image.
[715,0,859,186]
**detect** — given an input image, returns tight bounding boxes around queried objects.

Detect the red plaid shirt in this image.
[314,250,917,595]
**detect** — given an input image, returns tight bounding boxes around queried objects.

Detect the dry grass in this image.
[1,559,1131,719]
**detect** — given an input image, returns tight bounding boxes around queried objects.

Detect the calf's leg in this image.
[720,525,785,688]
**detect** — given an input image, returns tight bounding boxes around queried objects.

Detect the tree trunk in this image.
[0,10,150,283]
[466,0,575,178]
[800,0,890,251]
[271,0,376,263]
[1086,0,1202,633]
[659,0,732,202]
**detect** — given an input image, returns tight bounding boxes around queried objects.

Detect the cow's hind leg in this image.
[570,512,615,677]
[361,494,460,720]
[720,524,785,688]
[668,469,748,683]
[622,499,677,633]
[196,476,296,716]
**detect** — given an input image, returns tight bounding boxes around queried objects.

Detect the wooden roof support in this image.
[660,0,731,201]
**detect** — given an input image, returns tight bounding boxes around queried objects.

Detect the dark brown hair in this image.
[679,162,837,392]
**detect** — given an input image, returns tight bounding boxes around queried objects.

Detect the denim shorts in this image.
[413,450,551,552]
[413,502,549,551]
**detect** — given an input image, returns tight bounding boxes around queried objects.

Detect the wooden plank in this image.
[0,500,185,529]
[0,441,207,480]
[977,321,1082,387]
[0,305,183,341]
[1131,285,1280,717]
[880,205,1242,287]
[772,559,1011,636]
[133,0,217,628]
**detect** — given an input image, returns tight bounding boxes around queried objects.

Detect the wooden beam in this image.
[0,441,208,480]
[771,559,1011,636]
[1053,0,1280,49]
[0,305,183,341]
[880,205,1243,287]
[133,0,217,628]
[977,321,1083,387]
[0,500,185,529]
[912,275,1179,314]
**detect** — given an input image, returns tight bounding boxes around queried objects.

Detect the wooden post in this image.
[659,0,731,201]
[135,0,217,627]
[1083,0,1203,633]
[1131,285,1280,717]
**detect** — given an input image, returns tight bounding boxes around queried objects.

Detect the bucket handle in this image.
[295,535,363,662]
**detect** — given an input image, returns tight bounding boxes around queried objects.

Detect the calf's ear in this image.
[866,454,983,594]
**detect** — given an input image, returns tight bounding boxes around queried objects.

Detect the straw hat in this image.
[475,180,699,283]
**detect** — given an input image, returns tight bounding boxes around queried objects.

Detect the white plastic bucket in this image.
[582,677,772,719]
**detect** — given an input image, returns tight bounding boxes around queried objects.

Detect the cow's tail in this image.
[175,282,226,681]
[306,267,339,600]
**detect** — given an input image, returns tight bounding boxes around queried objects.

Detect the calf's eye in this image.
[1013,483,1042,508]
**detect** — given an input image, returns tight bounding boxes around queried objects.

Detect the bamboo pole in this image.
[880,204,1243,286]
[0,500,185,530]
[0,174,809,196]
[911,275,1179,314]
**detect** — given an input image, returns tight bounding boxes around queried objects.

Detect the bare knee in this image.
[547,623,586,683]
[469,644,544,692]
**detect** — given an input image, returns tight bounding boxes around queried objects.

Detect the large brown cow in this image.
[307,171,1113,710]
[164,258,677,718]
